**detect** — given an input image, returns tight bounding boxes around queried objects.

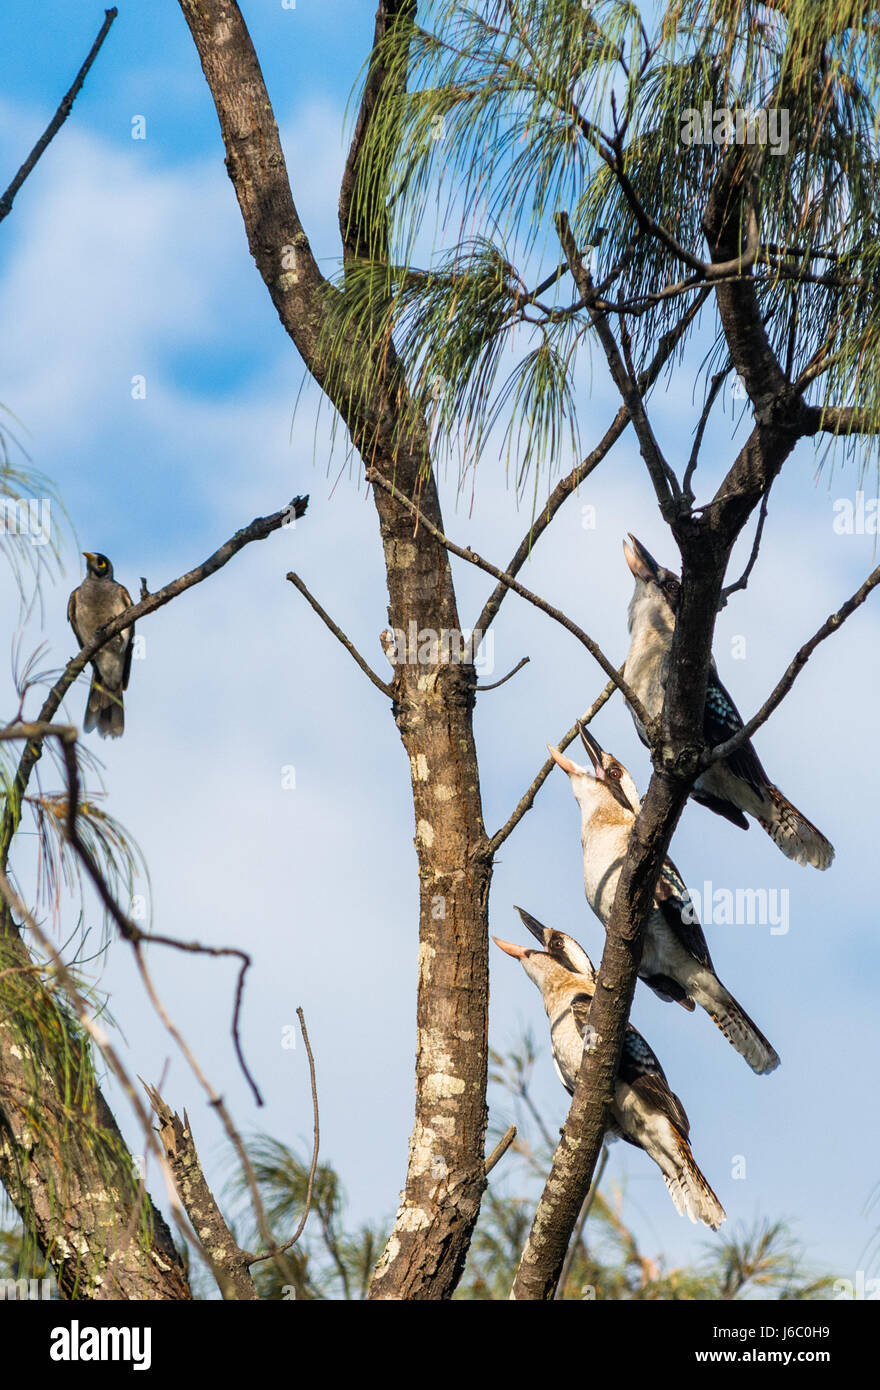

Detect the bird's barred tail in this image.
[702,984,780,1076]
[664,1139,726,1231]
[85,677,124,739]
[758,785,834,870]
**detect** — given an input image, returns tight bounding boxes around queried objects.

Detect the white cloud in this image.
[0,89,877,1283]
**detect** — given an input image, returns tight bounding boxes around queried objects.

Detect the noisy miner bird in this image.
[549,725,779,1075]
[622,533,833,870]
[494,909,726,1230]
[67,552,134,739]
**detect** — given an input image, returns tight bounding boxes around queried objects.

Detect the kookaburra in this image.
[549,725,780,1075]
[494,908,726,1231]
[622,533,834,870]
[68,552,134,738]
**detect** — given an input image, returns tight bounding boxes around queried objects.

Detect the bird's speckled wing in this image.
[655,859,713,968]
[704,670,767,795]
[620,1026,690,1138]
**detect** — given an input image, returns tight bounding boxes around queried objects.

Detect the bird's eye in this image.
[550,934,565,952]
[607,765,621,780]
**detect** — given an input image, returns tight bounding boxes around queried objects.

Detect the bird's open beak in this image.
[492,936,530,960]
[547,743,579,776]
[82,552,98,564]
[623,533,661,584]
[514,906,550,948]
[577,722,605,777]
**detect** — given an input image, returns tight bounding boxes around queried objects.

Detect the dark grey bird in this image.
[68,552,134,738]
[622,533,834,870]
[494,910,726,1230]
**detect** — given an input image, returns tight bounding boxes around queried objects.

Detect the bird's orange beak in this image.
[547,744,578,775]
[82,551,98,564]
[492,936,529,960]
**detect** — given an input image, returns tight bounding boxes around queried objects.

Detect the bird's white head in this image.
[547,723,640,823]
[513,906,596,983]
[623,533,679,637]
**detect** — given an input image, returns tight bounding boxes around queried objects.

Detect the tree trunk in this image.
[178,0,493,1298]
[0,923,191,1299]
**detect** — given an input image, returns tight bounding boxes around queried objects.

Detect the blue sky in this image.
[1,2,878,1293]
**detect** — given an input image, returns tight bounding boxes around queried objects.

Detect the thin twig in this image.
[720,486,771,604]
[473,289,710,642]
[247,1007,320,1263]
[0,9,118,224]
[487,680,618,855]
[472,656,529,691]
[485,1124,517,1176]
[286,572,393,696]
[52,726,264,1107]
[33,735,290,1282]
[707,560,880,765]
[555,212,679,515]
[683,370,728,502]
[131,937,298,1290]
[365,469,649,734]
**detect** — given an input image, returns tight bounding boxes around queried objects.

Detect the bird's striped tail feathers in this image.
[665,1138,726,1231]
[85,677,124,739]
[705,990,780,1076]
[759,784,834,870]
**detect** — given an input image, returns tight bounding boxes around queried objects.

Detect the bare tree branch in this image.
[720,485,771,604]
[802,404,880,437]
[485,1125,517,1176]
[286,572,393,697]
[1,722,303,1290]
[555,211,679,515]
[0,495,308,871]
[0,8,118,225]
[1,720,266,1109]
[247,1007,320,1263]
[473,289,710,641]
[683,369,728,503]
[486,680,618,856]
[366,468,650,731]
[708,559,880,766]
[472,656,529,691]
[141,1084,259,1301]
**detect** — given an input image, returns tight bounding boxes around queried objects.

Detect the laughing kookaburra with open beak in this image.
[548,725,780,1075]
[494,908,726,1230]
[621,533,834,870]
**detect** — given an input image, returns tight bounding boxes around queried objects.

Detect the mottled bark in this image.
[0,925,190,1300]
[143,1086,258,1300]
[178,0,492,1298]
